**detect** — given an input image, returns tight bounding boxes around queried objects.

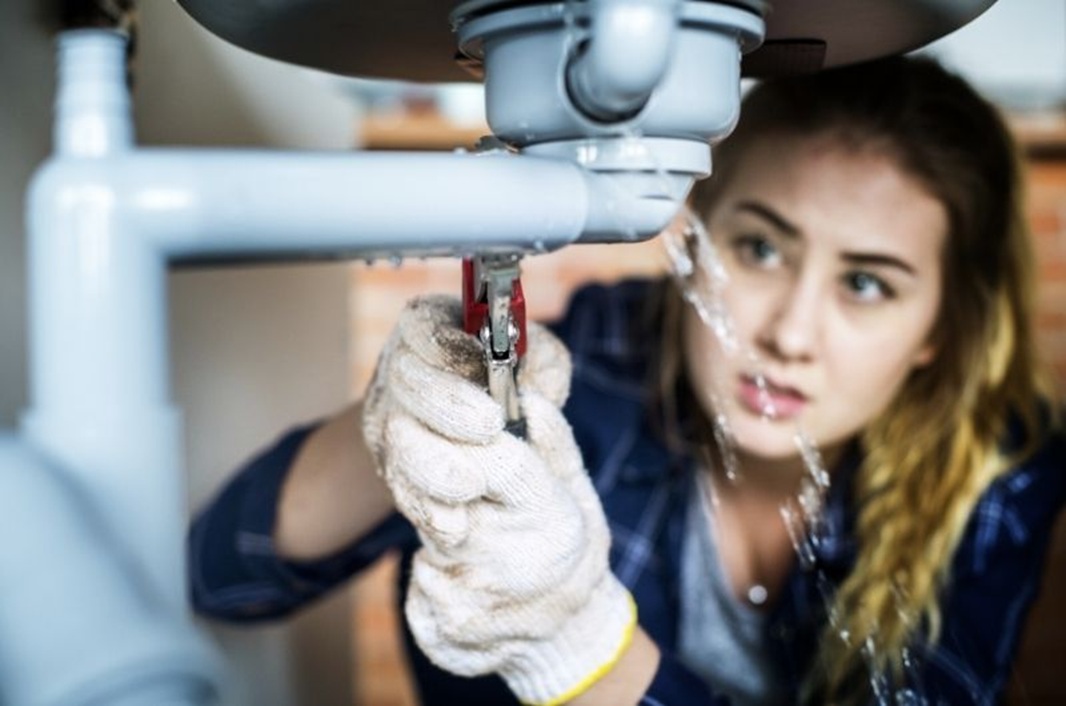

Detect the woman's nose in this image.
[755,276,820,362]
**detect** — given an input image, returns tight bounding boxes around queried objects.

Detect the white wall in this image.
[0,1,53,429]
[2,2,364,705]
[170,264,354,706]
[137,0,361,148]
[921,0,1066,110]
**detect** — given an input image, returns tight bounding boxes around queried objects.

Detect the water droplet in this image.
[901,648,915,671]
[894,690,926,706]
[870,677,891,706]
[898,648,929,702]
[861,636,893,706]
[780,502,816,570]
[663,210,740,355]
[703,392,740,483]
[751,371,778,419]
[795,428,830,490]
[533,239,547,253]
[389,254,403,269]
[797,478,822,522]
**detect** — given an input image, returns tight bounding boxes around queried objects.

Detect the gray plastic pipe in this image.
[567,0,682,122]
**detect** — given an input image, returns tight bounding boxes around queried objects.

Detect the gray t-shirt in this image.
[678,471,788,705]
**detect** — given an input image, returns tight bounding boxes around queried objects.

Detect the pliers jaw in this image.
[462,255,527,437]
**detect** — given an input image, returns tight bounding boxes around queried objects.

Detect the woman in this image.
[189,56,1065,705]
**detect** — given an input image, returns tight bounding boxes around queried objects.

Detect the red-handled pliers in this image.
[462,255,527,437]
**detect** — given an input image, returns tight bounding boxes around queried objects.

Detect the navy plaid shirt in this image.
[190,279,1065,705]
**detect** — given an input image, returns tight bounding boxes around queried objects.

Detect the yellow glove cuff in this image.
[522,591,639,706]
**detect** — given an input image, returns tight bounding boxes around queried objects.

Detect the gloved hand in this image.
[363,295,636,705]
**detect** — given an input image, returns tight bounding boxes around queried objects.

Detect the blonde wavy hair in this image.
[665,56,1058,703]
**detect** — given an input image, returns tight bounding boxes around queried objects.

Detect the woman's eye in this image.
[732,234,781,268]
[843,271,895,302]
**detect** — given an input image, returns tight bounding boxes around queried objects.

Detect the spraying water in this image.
[660,205,927,703]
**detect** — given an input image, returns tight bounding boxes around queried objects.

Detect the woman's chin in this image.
[728,418,813,463]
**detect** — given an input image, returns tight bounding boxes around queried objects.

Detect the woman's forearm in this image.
[274,400,396,561]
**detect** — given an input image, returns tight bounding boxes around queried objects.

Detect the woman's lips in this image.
[737,374,808,420]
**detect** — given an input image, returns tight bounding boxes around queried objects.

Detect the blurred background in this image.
[0,0,1063,704]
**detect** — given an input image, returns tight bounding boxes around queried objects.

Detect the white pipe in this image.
[25,142,688,414]
[0,435,217,706]
[54,30,132,157]
[99,151,593,259]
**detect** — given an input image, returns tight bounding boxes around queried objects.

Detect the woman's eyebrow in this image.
[732,201,919,276]
[841,252,917,276]
[734,200,800,237]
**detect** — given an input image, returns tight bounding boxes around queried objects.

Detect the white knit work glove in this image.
[363,295,636,706]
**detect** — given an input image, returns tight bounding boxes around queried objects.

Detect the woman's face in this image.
[684,133,947,461]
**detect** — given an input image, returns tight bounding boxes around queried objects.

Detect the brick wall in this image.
[347,160,1066,705]
[1008,160,1066,705]
[1029,162,1066,389]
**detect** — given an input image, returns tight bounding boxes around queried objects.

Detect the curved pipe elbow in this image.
[579,170,694,243]
[567,0,681,123]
